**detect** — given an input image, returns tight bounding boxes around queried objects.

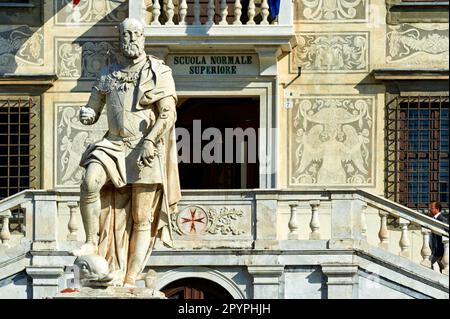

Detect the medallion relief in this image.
[171,206,246,237]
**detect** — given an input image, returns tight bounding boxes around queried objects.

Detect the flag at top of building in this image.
[268,0,281,19]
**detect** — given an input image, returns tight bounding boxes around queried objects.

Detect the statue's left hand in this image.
[137,140,158,168]
[79,106,97,125]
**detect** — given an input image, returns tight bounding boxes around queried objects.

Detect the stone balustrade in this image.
[129,0,295,52]
[0,210,11,246]
[0,190,80,251]
[359,192,449,275]
[0,193,28,247]
[0,189,448,275]
[146,0,279,26]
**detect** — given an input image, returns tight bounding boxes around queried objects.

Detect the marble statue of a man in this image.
[75,18,181,287]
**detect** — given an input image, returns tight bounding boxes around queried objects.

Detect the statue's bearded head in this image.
[119,18,145,59]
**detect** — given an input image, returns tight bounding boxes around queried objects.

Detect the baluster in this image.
[247,0,256,25]
[309,201,320,240]
[361,203,367,239]
[166,0,175,25]
[179,0,188,25]
[233,0,242,25]
[206,0,215,25]
[1,214,11,245]
[420,228,432,267]
[288,202,299,240]
[378,211,389,250]
[67,202,79,241]
[151,0,161,25]
[442,237,449,276]
[398,218,410,258]
[260,0,269,24]
[193,0,201,25]
[219,0,228,25]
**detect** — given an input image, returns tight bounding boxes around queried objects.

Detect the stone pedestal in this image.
[254,195,279,250]
[54,286,167,299]
[321,264,358,299]
[248,265,284,299]
[330,196,365,242]
[26,266,65,299]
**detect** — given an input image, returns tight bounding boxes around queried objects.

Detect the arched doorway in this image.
[162,278,234,299]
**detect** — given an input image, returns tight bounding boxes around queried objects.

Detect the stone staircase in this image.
[0,189,448,299]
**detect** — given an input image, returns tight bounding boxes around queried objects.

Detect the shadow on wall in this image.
[0,0,43,74]
[56,0,128,93]
[0,0,129,193]
[0,271,32,299]
[306,267,327,299]
[0,0,128,81]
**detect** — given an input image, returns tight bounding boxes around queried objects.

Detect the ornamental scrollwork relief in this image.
[295,33,368,72]
[56,105,107,186]
[290,97,374,186]
[0,26,43,67]
[55,0,128,25]
[171,206,246,236]
[207,207,245,236]
[386,24,449,66]
[299,0,367,22]
[57,40,121,79]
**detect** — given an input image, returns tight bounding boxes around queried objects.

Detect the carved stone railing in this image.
[0,190,80,251]
[0,192,29,248]
[129,0,296,52]
[357,191,449,275]
[143,0,283,26]
[276,190,449,275]
[0,210,12,246]
[0,189,448,276]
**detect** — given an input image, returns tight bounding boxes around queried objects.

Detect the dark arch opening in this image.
[161,277,235,300]
[176,97,260,190]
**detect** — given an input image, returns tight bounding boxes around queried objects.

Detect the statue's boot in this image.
[72,198,100,256]
[73,162,107,256]
[72,242,98,257]
[124,228,151,286]
[124,184,160,286]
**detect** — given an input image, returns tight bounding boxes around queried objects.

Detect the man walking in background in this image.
[429,201,448,273]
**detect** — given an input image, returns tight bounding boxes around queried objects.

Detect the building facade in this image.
[0,0,448,299]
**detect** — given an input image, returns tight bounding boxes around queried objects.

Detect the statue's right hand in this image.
[79,106,96,125]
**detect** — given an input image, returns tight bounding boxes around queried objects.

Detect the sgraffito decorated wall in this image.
[1,0,448,195]
[278,0,448,193]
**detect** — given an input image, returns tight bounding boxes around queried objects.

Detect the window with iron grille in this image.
[386,95,449,212]
[0,98,35,200]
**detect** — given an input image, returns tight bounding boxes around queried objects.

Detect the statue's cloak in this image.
[79,56,181,282]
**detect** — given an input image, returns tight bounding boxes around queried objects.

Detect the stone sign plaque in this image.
[166,54,259,76]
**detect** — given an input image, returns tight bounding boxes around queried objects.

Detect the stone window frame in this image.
[383,77,449,214]
[0,95,41,196]
[386,0,449,24]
